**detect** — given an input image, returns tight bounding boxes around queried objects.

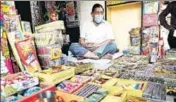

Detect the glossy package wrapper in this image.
[1,71,39,97]
[15,38,41,72]
[74,83,100,98]
[143,82,166,101]
[166,49,176,60]
[66,62,92,74]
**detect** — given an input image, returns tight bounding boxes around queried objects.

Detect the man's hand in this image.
[92,43,101,49]
[86,43,100,51]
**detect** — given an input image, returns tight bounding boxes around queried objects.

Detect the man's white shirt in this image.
[80,20,115,43]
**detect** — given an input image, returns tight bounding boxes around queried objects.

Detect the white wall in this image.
[107,2,142,51]
[79,1,105,34]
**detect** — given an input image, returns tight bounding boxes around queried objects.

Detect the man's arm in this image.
[79,37,87,48]
[99,39,114,46]
[159,3,174,31]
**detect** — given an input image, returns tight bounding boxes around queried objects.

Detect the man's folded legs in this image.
[69,42,118,59]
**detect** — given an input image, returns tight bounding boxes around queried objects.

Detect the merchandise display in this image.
[142,1,160,56]
[34,21,65,69]
[104,78,147,97]
[57,81,83,93]
[166,49,176,60]
[143,1,159,14]
[34,32,63,69]
[33,66,75,84]
[0,29,12,74]
[55,90,84,102]
[69,75,91,84]
[102,69,118,78]
[143,82,166,100]
[85,89,108,102]
[21,21,32,33]
[101,93,127,102]
[74,83,100,98]
[143,13,158,27]
[128,27,141,55]
[23,87,41,97]
[1,71,39,97]
[92,76,111,85]
[1,1,176,102]
[81,69,98,77]
[15,38,41,72]
[66,62,92,74]
[1,96,20,102]
[5,16,25,71]
[126,96,148,102]
[1,1,17,15]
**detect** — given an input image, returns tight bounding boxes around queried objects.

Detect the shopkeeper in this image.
[69,3,118,59]
[159,1,176,48]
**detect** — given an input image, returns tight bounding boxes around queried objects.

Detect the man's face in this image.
[92,7,104,17]
[50,13,58,21]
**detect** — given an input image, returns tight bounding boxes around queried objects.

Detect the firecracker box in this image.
[33,66,75,85]
[101,92,127,102]
[102,78,147,97]
[1,71,39,97]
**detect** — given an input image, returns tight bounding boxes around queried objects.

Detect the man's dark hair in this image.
[91,3,104,13]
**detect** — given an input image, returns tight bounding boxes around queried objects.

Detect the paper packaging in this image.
[34,21,65,69]
[5,15,25,71]
[35,21,65,33]
[102,78,147,97]
[21,21,32,33]
[126,96,148,102]
[101,93,127,102]
[143,14,158,27]
[143,82,166,100]
[166,49,176,60]
[1,71,39,97]
[34,31,63,69]
[33,66,75,84]
[74,83,100,98]
[66,62,92,74]
[57,81,83,94]
[15,38,41,72]
[55,90,84,102]
[143,1,159,14]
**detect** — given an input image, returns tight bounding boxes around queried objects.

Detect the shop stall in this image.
[0,1,176,102]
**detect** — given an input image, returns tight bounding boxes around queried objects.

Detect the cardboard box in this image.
[102,78,147,97]
[1,72,39,97]
[55,90,84,102]
[126,95,149,102]
[101,93,127,102]
[57,81,83,94]
[33,66,75,84]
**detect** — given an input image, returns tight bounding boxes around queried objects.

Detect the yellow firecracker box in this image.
[126,95,149,102]
[102,78,147,97]
[55,90,84,102]
[101,92,127,102]
[33,66,75,85]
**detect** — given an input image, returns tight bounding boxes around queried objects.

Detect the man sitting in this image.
[69,3,118,59]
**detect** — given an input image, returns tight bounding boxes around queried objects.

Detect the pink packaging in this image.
[5,57,13,74]
[143,13,158,27]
